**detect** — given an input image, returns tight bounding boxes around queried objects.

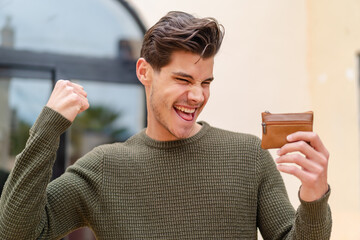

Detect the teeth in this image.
[175,106,195,114]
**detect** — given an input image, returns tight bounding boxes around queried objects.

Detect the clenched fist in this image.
[46,80,89,122]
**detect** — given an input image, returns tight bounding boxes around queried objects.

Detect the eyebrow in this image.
[172,71,214,82]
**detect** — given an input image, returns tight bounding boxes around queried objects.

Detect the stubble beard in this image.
[149,88,198,140]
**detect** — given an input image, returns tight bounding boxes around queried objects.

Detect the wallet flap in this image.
[262,111,313,122]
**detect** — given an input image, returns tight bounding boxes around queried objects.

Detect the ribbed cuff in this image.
[30,106,72,143]
[297,185,331,224]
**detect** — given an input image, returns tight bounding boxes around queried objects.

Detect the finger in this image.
[276,154,321,173]
[56,80,87,98]
[278,141,327,167]
[54,79,70,92]
[277,164,316,185]
[287,131,329,159]
[56,79,69,85]
[68,82,88,98]
[78,95,90,113]
[64,82,89,112]
[278,140,315,158]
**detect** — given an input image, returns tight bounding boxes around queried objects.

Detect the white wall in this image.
[307,1,360,238]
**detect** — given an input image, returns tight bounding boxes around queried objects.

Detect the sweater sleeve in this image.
[255,141,332,239]
[0,107,104,240]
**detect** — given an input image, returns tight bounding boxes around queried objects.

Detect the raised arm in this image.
[0,80,93,239]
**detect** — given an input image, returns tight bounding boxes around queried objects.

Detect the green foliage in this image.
[74,106,120,132]
[72,105,128,139]
[70,105,129,158]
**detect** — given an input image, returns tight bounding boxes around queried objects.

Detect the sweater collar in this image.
[138,121,210,149]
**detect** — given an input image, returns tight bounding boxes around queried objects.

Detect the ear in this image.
[136,58,153,86]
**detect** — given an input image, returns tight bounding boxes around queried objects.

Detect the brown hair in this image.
[140,11,225,71]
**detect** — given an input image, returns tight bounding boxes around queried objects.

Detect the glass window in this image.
[0,76,52,172]
[0,0,143,58]
[68,80,144,165]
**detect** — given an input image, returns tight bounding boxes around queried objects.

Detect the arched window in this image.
[0,1,146,239]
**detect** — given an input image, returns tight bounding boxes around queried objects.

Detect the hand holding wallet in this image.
[261,111,314,149]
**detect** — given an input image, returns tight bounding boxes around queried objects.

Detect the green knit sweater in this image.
[0,107,331,239]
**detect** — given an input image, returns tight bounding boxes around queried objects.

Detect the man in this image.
[0,11,331,239]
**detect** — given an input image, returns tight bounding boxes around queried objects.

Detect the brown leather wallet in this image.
[261,111,313,149]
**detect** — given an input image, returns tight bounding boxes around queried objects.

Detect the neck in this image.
[145,122,203,142]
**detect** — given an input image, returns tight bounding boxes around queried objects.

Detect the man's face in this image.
[145,51,214,141]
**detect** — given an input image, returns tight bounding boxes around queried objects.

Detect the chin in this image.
[170,122,198,140]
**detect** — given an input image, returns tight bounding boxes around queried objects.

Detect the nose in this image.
[188,85,204,104]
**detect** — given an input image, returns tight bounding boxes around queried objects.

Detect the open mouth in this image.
[174,105,196,121]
